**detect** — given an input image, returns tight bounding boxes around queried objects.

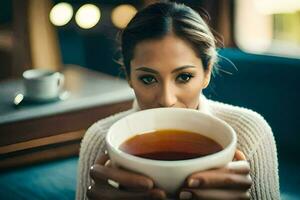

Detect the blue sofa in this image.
[0,48,299,199]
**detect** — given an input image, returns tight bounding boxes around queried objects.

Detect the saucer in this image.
[13,91,70,107]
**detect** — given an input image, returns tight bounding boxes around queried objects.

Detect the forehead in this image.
[131,34,202,71]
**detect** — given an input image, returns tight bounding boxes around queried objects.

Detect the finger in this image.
[87,183,166,200]
[90,164,154,190]
[179,189,250,200]
[234,150,247,161]
[94,151,109,165]
[187,171,252,190]
[219,161,250,174]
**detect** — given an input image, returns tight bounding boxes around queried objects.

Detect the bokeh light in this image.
[75,4,101,29]
[111,4,137,29]
[50,2,73,26]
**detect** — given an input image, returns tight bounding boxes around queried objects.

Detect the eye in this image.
[176,73,194,83]
[139,75,157,85]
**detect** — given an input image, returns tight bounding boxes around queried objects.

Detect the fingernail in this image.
[188,179,200,187]
[90,165,94,170]
[245,191,250,198]
[142,180,154,190]
[179,191,192,200]
[108,179,120,188]
[88,185,92,190]
[151,190,166,200]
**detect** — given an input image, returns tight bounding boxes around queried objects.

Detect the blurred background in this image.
[0,0,300,199]
[1,0,299,80]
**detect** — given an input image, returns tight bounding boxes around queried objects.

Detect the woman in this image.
[76,2,280,200]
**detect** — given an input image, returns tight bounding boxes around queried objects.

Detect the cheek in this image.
[131,79,156,108]
[178,78,204,108]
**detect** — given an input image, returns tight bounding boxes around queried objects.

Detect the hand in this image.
[86,151,167,200]
[179,150,252,200]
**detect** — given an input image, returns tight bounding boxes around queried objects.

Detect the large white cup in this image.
[106,108,237,195]
[22,69,64,101]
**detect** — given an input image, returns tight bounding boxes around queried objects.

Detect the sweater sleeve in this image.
[75,121,107,200]
[75,109,135,200]
[245,115,280,199]
[209,101,280,199]
[232,110,280,200]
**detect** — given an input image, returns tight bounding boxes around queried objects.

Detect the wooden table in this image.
[0,65,134,170]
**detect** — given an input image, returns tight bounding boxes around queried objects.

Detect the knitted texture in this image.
[76,97,280,200]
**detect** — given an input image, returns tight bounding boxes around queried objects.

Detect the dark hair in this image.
[120,2,218,77]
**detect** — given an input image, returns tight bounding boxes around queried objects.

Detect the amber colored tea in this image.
[119,129,223,161]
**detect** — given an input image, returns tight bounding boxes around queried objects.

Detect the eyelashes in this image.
[176,73,194,83]
[138,72,195,85]
[139,75,157,85]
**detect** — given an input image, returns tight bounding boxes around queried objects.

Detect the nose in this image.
[157,84,177,107]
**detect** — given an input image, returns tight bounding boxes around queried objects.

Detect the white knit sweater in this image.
[76,96,280,200]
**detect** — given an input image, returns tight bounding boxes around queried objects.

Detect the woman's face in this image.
[129,34,211,110]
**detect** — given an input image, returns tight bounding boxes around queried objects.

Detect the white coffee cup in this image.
[106,108,237,195]
[23,69,64,101]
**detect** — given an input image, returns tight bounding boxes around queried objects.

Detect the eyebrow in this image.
[135,65,196,74]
